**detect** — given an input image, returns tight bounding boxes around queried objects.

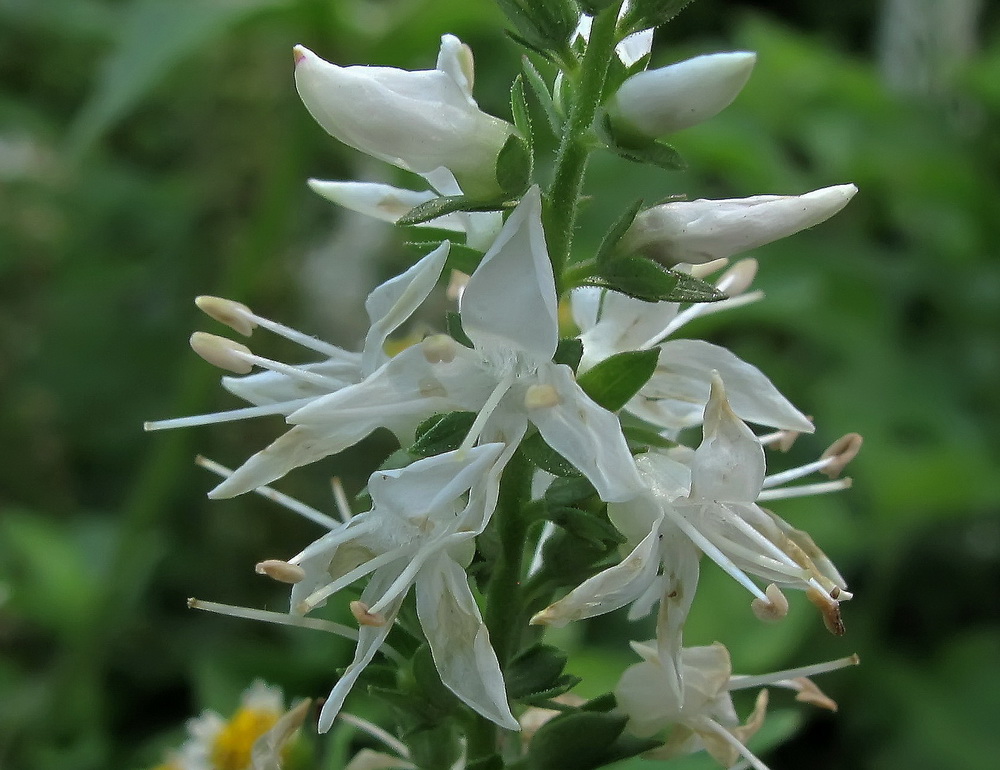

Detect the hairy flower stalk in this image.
[149,2,865,767]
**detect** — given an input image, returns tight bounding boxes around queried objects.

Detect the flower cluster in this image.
[148,2,863,767]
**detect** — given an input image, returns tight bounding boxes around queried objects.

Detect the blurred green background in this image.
[2,0,999,768]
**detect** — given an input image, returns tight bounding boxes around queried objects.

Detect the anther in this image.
[195,295,256,336]
[190,332,253,374]
[717,258,758,296]
[422,334,457,364]
[807,586,846,636]
[255,559,306,584]
[751,583,789,622]
[524,384,561,409]
[689,257,729,279]
[350,600,386,627]
[821,433,863,478]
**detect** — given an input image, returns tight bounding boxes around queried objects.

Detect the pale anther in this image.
[190,332,254,374]
[195,295,256,336]
[350,600,387,627]
[717,257,758,296]
[751,583,789,622]
[255,559,306,584]
[524,384,561,409]
[421,334,457,364]
[821,432,863,478]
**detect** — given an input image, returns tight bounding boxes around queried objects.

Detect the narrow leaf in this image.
[595,198,644,265]
[496,134,532,195]
[521,56,562,137]
[576,348,659,412]
[409,412,477,456]
[553,337,584,371]
[397,195,509,227]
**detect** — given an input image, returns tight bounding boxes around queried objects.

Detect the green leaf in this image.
[522,56,563,137]
[517,674,584,705]
[520,433,582,477]
[585,256,725,302]
[576,349,659,412]
[527,711,629,770]
[511,74,534,149]
[600,114,687,171]
[622,0,697,34]
[68,0,286,154]
[396,195,509,227]
[546,505,625,547]
[409,412,477,457]
[622,423,676,450]
[544,476,597,507]
[595,199,645,266]
[553,337,584,371]
[409,644,458,714]
[496,134,532,195]
[507,644,569,700]
[446,311,475,348]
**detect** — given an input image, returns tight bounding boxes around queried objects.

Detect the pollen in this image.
[209,705,281,770]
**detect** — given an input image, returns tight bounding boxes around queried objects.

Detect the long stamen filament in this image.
[727,654,860,691]
[143,398,314,431]
[231,349,345,389]
[457,372,515,456]
[338,713,411,759]
[758,478,852,501]
[762,456,836,488]
[196,456,340,529]
[640,291,765,350]
[697,717,771,770]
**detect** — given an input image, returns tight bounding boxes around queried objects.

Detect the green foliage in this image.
[582,255,725,302]
[576,348,659,411]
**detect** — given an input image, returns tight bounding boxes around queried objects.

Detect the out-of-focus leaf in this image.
[68,0,288,153]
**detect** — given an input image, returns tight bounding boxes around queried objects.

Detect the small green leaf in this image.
[496,134,532,195]
[527,711,629,770]
[553,337,584,371]
[576,348,659,412]
[511,75,533,149]
[595,199,645,265]
[585,256,725,302]
[544,476,597,507]
[623,423,676,450]
[522,56,562,136]
[520,433,582,477]
[507,644,569,700]
[546,506,625,547]
[410,644,457,714]
[446,311,474,348]
[517,674,584,705]
[397,195,508,227]
[409,412,477,456]
[600,114,687,171]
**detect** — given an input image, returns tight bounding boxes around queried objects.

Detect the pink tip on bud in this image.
[195,295,256,336]
[821,433,863,478]
[751,583,789,622]
[350,600,386,627]
[190,331,253,374]
[255,559,306,584]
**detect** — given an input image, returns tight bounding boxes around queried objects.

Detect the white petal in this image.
[527,363,643,502]
[460,187,559,366]
[221,356,360,405]
[575,288,680,372]
[317,564,408,732]
[361,242,449,376]
[689,376,766,503]
[645,339,814,433]
[416,554,519,729]
[531,520,663,626]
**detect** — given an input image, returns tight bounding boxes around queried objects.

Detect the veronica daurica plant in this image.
[146,1,864,768]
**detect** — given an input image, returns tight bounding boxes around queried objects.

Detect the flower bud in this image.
[621,184,858,265]
[293,36,515,198]
[608,51,756,137]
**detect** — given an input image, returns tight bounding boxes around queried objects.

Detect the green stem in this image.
[545,0,624,289]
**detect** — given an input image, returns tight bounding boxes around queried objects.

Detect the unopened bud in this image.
[195,296,256,336]
[255,559,306,584]
[751,583,789,622]
[350,600,386,627]
[190,332,253,374]
[821,433,863,478]
[524,384,561,410]
[608,51,756,138]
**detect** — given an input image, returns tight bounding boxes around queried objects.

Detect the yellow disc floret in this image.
[209,703,281,770]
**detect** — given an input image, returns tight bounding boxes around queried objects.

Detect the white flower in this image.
[615,641,859,770]
[608,52,756,137]
[294,36,515,198]
[210,187,644,503]
[144,243,448,434]
[571,260,814,436]
[621,184,859,265]
[308,166,502,251]
[279,443,518,733]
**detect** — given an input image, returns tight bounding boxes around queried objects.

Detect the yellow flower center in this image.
[209,706,281,770]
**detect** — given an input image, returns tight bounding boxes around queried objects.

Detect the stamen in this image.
[422,334,457,364]
[256,559,306,584]
[758,478,852,501]
[727,653,860,692]
[338,713,410,759]
[299,548,407,612]
[198,295,343,357]
[457,372,515,456]
[190,332,254,374]
[697,717,772,770]
[350,600,386,627]
[330,477,353,523]
[807,586,846,635]
[144,398,314,432]
[229,348,345,389]
[821,433,863,478]
[716,258,758,296]
[761,456,837,488]
[640,291,765,349]
[759,425,807,452]
[751,583,789,622]
[524,384,561,409]
[196,456,341,529]
[688,257,729,278]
